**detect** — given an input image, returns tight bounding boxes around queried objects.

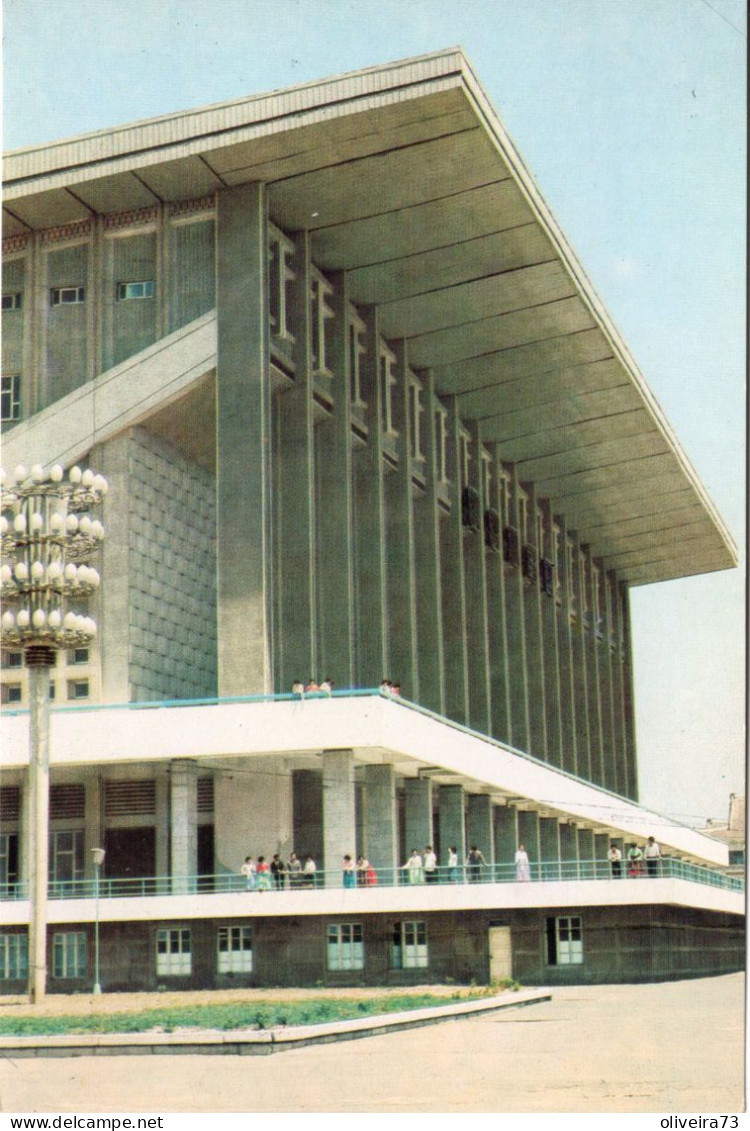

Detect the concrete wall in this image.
[128,427,217,701]
[3,905,740,994]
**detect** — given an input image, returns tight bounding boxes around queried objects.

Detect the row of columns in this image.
[213,183,638,801]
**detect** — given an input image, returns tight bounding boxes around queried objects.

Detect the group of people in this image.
[607,837,661,878]
[241,852,318,890]
[342,855,379,887]
[291,679,334,697]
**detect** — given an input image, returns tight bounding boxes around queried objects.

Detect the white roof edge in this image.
[458,60,739,569]
[3,47,466,180]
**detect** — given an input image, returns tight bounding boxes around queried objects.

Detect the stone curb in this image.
[0,987,551,1058]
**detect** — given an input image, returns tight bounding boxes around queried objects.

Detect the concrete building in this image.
[1,50,743,991]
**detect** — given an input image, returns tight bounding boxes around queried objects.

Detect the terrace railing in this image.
[1,856,742,902]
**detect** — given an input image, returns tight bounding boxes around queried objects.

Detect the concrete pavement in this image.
[0,973,744,1113]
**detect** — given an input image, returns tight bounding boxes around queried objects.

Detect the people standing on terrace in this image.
[403,848,424,883]
[515,844,531,882]
[343,855,356,888]
[467,845,487,882]
[303,855,317,886]
[241,856,256,890]
[423,845,438,882]
[291,679,304,698]
[645,836,661,877]
[627,843,644,877]
[447,846,460,882]
[270,853,286,889]
[608,842,622,878]
[256,856,271,891]
[287,852,302,887]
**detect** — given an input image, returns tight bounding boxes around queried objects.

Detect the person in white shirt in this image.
[644,836,661,877]
[515,844,531,882]
[447,846,459,883]
[607,842,622,878]
[241,856,256,891]
[402,849,424,884]
[423,845,438,883]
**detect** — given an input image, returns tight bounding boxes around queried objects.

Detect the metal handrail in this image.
[1,855,741,902]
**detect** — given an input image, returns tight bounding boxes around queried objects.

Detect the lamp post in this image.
[1,462,106,1004]
[91,846,105,995]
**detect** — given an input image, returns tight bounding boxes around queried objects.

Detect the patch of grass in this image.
[0,991,495,1038]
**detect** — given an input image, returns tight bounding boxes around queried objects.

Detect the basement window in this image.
[391,921,428,969]
[217,926,253,973]
[156,928,192,976]
[1,293,22,311]
[327,923,363,971]
[546,915,583,965]
[52,931,87,978]
[0,934,27,980]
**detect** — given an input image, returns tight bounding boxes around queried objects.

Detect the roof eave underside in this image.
[2,49,737,586]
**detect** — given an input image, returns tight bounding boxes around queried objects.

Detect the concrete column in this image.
[18,774,31,887]
[322,750,356,887]
[154,768,169,879]
[353,308,388,685]
[582,549,605,786]
[277,230,317,688]
[438,784,466,867]
[494,804,518,879]
[363,764,398,879]
[504,465,531,751]
[555,517,579,777]
[386,341,419,698]
[594,832,611,879]
[170,760,198,892]
[441,398,470,724]
[619,583,639,801]
[521,487,548,759]
[577,826,595,879]
[517,809,540,880]
[216,183,272,694]
[413,372,445,714]
[559,821,579,879]
[599,567,618,793]
[569,533,592,781]
[539,816,561,880]
[467,794,494,865]
[465,424,492,735]
[539,501,563,768]
[316,273,355,688]
[84,774,103,879]
[404,778,433,862]
[292,769,323,867]
[486,447,512,744]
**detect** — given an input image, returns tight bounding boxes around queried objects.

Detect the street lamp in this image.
[1,462,106,1004]
[91,846,105,995]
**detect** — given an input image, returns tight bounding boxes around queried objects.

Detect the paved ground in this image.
[0,973,744,1113]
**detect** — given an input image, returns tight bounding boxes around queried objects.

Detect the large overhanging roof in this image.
[3,48,736,586]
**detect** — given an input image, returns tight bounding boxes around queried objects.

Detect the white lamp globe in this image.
[1,610,15,630]
[30,513,44,533]
[13,513,27,534]
[16,609,30,628]
[93,475,108,494]
[30,561,45,581]
[31,464,45,483]
[91,520,104,540]
[50,464,64,483]
[0,516,8,536]
[48,609,62,629]
[64,563,78,582]
[14,562,28,581]
[1,564,12,584]
[69,466,82,484]
[81,469,95,488]
[47,561,63,581]
[79,515,92,535]
[13,465,27,484]
[32,609,46,628]
[63,611,77,631]
[65,514,79,532]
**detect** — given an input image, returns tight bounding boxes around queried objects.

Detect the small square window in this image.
[1,293,22,311]
[51,286,85,306]
[1,651,23,670]
[2,685,23,705]
[117,281,155,301]
[69,648,89,666]
[67,679,89,700]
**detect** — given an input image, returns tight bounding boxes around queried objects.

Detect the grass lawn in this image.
[0,987,511,1037]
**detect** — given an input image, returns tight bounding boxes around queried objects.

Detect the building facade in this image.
[1,50,743,992]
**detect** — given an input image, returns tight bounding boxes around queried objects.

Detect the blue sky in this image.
[3,0,745,825]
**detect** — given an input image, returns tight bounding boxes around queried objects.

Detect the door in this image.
[488,925,513,983]
[104,827,156,894]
